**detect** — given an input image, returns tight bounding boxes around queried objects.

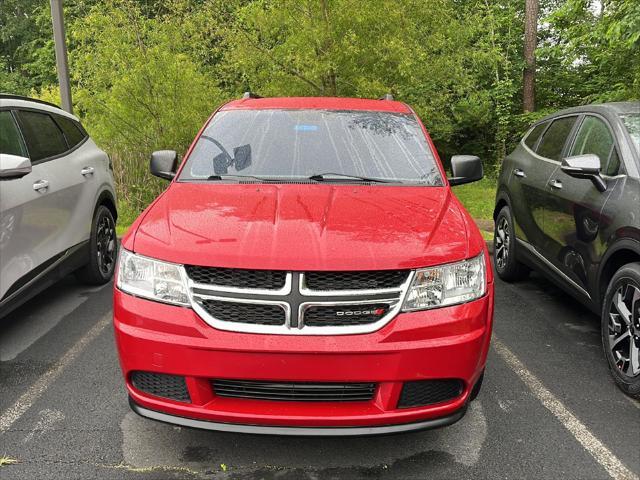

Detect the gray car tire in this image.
[76,205,117,285]
[493,206,529,281]
[601,263,640,399]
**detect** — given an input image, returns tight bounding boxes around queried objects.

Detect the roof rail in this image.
[0,93,62,110]
[242,91,262,99]
[379,93,394,101]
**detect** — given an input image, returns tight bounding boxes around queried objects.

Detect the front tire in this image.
[76,205,117,285]
[601,263,640,399]
[493,206,529,281]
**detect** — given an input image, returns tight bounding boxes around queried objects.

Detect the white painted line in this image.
[0,313,110,433]
[625,395,640,410]
[493,337,639,480]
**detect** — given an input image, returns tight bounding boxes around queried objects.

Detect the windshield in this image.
[178,109,443,185]
[621,113,640,157]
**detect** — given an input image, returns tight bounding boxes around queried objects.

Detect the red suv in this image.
[114,95,494,435]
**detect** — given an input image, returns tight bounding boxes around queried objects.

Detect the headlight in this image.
[116,249,190,306]
[402,253,486,311]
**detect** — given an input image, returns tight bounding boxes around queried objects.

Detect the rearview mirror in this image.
[561,154,607,192]
[150,150,178,181]
[233,144,252,171]
[0,154,32,180]
[448,155,483,186]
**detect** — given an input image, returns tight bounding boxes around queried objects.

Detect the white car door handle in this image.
[33,180,49,192]
[550,179,563,189]
[81,166,95,176]
[513,168,526,178]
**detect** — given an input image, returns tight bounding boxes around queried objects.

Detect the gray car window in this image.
[524,122,548,150]
[179,109,443,185]
[54,114,86,148]
[536,116,577,161]
[17,110,68,162]
[620,114,640,157]
[0,111,27,157]
[570,116,617,175]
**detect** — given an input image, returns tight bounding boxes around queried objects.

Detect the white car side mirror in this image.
[0,154,32,180]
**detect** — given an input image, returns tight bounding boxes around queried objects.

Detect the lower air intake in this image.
[212,379,376,402]
[397,379,464,408]
[130,371,191,403]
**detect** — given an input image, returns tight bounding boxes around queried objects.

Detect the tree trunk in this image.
[523,0,539,112]
[320,0,337,96]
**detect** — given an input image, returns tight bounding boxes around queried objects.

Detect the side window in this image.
[606,148,621,176]
[16,110,68,162]
[570,116,618,175]
[536,116,577,161]
[0,111,27,157]
[524,122,548,150]
[54,114,86,149]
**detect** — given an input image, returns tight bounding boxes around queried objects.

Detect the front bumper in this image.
[129,397,468,436]
[114,284,493,434]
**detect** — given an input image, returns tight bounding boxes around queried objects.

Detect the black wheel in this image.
[601,263,640,399]
[76,205,117,285]
[493,206,529,281]
[470,371,484,401]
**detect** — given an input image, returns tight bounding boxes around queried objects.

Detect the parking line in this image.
[492,337,638,480]
[0,313,110,434]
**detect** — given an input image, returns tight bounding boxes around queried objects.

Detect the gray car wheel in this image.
[493,206,529,281]
[75,205,117,285]
[602,263,640,399]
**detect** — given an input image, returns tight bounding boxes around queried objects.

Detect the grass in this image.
[116,201,140,237]
[451,177,497,222]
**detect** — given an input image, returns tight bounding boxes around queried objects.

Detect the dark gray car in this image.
[493,101,640,398]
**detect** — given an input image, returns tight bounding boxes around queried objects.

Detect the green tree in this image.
[69,0,226,223]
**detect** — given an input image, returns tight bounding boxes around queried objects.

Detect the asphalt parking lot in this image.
[0,268,638,479]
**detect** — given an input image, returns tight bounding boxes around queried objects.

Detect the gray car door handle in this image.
[513,168,526,178]
[550,179,563,189]
[33,180,49,192]
[81,166,95,176]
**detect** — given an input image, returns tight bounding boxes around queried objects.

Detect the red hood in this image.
[130,183,474,270]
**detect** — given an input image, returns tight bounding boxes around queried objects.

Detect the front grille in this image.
[131,371,190,403]
[304,270,409,291]
[185,266,287,290]
[189,266,412,334]
[198,299,286,325]
[397,379,464,408]
[304,303,390,326]
[212,379,376,402]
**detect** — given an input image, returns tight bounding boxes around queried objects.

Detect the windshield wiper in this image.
[207,174,282,182]
[308,172,394,184]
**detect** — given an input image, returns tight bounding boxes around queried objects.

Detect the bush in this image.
[67,0,226,224]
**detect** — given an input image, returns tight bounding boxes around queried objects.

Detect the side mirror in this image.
[150,150,178,181]
[0,154,32,180]
[561,154,607,193]
[448,155,483,186]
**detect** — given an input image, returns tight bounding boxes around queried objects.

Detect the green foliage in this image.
[541,0,640,104]
[1,0,637,225]
[68,0,226,217]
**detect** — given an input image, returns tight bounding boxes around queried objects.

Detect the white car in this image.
[0,94,118,318]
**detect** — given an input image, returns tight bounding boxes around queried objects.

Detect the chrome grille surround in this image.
[188,270,414,335]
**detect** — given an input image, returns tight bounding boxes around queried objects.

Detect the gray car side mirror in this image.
[150,150,178,181]
[0,154,32,180]
[561,154,607,193]
[448,155,483,186]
